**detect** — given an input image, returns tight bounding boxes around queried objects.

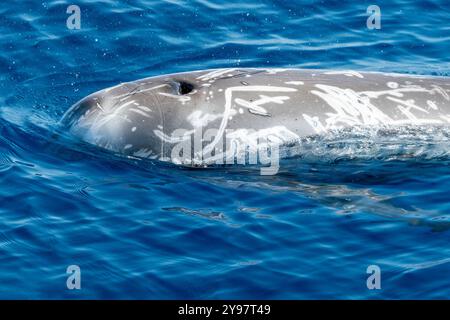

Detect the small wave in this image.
[284,125,450,163]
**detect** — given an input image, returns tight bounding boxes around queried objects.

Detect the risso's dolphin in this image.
[61,68,450,171]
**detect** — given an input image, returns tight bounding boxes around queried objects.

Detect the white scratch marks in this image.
[285,81,304,86]
[196,68,236,81]
[187,111,223,128]
[202,85,297,155]
[324,70,364,78]
[158,92,191,103]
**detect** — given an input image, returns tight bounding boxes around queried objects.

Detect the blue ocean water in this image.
[1,0,450,299]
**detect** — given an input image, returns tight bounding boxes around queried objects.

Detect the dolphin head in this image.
[60,68,272,163]
[60,71,211,160]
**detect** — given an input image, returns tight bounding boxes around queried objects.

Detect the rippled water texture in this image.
[0,0,449,299]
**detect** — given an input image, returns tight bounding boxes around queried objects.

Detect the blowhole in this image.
[178,81,195,95]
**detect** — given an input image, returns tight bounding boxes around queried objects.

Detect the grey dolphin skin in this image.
[61,68,450,166]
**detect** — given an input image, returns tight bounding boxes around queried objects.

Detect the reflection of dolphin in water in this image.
[61,68,450,166]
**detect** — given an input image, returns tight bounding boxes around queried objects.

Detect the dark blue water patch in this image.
[0,0,450,299]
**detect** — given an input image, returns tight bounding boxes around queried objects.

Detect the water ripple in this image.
[0,0,449,299]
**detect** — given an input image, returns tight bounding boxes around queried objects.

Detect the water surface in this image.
[0,0,449,299]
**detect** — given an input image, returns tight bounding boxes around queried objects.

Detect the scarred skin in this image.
[61,68,450,165]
